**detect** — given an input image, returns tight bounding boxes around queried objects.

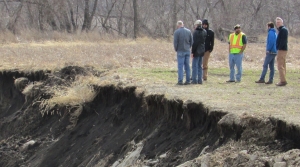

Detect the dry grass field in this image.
[1,34,300,124]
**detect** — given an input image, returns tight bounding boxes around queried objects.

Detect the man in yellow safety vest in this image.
[226,24,247,83]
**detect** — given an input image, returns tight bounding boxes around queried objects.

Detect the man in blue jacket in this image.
[275,17,288,86]
[173,21,193,85]
[255,22,277,84]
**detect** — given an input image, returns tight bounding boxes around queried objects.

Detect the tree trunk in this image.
[67,0,77,32]
[38,0,44,31]
[7,0,24,34]
[117,0,127,36]
[26,3,34,28]
[81,0,89,32]
[82,0,98,32]
[133,0,138,39]
[101,0,117,33]
[172,0,177,33]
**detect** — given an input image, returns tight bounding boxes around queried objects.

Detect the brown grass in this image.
[1,34,299,72]
[1,33,300,124]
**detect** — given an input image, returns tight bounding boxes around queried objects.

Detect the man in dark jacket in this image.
[255,22,277,84]
[275,17,288,86]
[202,19,214,81]
[191,20,207,84]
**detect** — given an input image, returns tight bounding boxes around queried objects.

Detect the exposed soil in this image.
[0,66,300,167]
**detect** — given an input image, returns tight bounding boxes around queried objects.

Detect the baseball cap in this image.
[194,20,202,25]
[234,24,241,30]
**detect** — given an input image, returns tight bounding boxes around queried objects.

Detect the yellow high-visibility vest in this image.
[229,32,245,53]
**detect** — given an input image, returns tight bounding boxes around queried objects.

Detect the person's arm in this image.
[240,45,246,54]
[228,34,231,53]
[192,31,198,54]
[267,31,276,52]
[266,32,271,52]
[282,29,288,48]
[190,31,193,48]
[173,31,178,51]
[190,32,194,57]
[239,35,247,54]
[210,30,215,52]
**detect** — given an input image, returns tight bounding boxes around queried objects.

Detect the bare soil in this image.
[1,66,300,167]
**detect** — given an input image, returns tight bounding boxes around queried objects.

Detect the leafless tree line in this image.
[1,0,300,39]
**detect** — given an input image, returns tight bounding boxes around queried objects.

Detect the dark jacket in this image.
[266,28,277,54]
[276,26,288,51]
[192,26,207,57]
[202,19,215,52]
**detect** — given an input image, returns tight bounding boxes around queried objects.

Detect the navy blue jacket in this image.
[276,26,288,51]
[266,28,277,54]
[192,26,207,57]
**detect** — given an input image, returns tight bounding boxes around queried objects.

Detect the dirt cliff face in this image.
[0,67,300,167]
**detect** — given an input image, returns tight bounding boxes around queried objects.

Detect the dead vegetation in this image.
[1,35,300,125]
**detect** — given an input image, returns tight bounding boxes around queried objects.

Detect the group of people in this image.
[173,17,289,86]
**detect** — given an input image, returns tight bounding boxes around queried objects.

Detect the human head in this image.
[177,21,184,28]
[276,17,283,28]
[194,20,202,28]
[234,24,241,34]
[267,22,275,30]
[202,19,209,29]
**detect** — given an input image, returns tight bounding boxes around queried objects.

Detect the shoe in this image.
[176,82,183,85]
[226,80,235,83]
[184,82,190,85]
[276,82,287,86]
[191,82,197,84]
[255,80,265,83]
[203,78,207,81]
[235,80,241,83]
[198,82,203,84]
[265,81,273,84]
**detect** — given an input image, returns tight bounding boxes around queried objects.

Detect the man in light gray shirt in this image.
[173,20,193,85]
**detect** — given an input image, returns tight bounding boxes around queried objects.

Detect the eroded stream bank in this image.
[0,67,300,167]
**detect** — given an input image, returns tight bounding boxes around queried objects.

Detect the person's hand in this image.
[191,54,194,58]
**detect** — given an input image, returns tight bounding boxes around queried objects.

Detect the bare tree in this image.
[1,0,300,38]
[133,0,138,39]
[82,0,98,32]
[6,0,24,34]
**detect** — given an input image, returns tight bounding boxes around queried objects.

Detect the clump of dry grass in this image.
[39,75,101,116]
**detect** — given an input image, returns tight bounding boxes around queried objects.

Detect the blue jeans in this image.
[229,53,244,81]
[192,56,203,83]
[260,53,276,82]
[177,51,191,83]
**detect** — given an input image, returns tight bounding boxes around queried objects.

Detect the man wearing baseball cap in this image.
[226,24,247,83]
[191,20,207,84]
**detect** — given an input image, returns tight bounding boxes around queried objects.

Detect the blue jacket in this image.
[174,27,193,52]
[266,28,277,54]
